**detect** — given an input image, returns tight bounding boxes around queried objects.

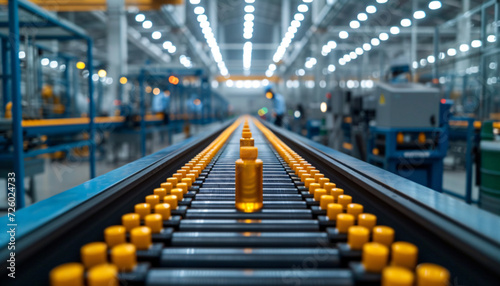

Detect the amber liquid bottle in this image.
[235,146,263,212]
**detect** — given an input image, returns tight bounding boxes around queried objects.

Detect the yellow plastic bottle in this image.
[240,131,254,147]
[235,146,263,212]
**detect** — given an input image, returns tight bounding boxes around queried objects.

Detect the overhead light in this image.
[76,61,86,69]
[244,14,254,21]
[142,20,152,29]
[412,61,419,69]
[471,40,482,48]
[98,69,107,77]
[339,31,349,39]
[291,20,301,28]
[355,47,364,55]
[349,52,357,59]
[439,52,446,59]
[339,58,346,65]
[245,5,255,13]
[427,55,435,63]
[447,48,457,56]
[487,35,496,43]
[357,13,368,21]
[50,61,58,69]
[363,43,371,51]
[135,14,145,22]
[376,0,388,3]
[269,64,276,71]
[413,10,426,19]
[245,0,255,3]
[298,4,309,12]
[320,102,327,113]
[288,26,297,33]
[197,14,207,22]
[401,18,412,27]
[19,51,26,59]
[327,40,337,49]
[168,46,177,53]
[294,13,304,21]
[194,7,205,14]
[428,1,442,10]
[163,41,172,49]
[420,59,427,66]
[371,38,380,46]
[41,58,49,66]
[265,70,273,77]
[243,33,253,39]
[379,32,389,41]
[243,42,252,70]
[343,54,351,62]
[366,5,377,14]
[459,44,469,52]
[152,31,161,40]
[303,0,313,3]
[190,0,201,4]
[390,26,400,34]
[244,21,254,28]
[349,20,360,29]
[328,64,336,72]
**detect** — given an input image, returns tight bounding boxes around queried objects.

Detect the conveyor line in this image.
[3,117,500,286]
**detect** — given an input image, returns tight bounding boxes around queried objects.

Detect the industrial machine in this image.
[364,82,449,192]
[1,118,499,285]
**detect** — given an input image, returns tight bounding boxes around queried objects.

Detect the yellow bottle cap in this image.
[122,213,140,232]
[87,264,118,286]
[299,171,309,182]
[240,146,258,160]
[320,195,334,210]
[324,182,336,193]
[177,182,189,194]
[362,242,389,273]
[391,242,418,269]
[185,163,194,168]
[50,263,84,286]
[177,169,187,177]
[303,177,314,188]
[167,177,178,187]
[155,203,171,220]
[81,242,107,269]
[173,173,183,181]
[382,266,414,286]
[171,189,184,201]
[319,177,330,188]
[314,189,327,201]
[134,203,151,219]
[306,166,315,172]
[153,188,167,199]
[145,195,160,209]
[190,168,201,177]
[145,214,163,233]
[308,183,321,195]
[181,166,191,171]
[314,173,324,183]
[372,226,395,246]
[104,225,126,247]
[348,226,370,250]
[130,226,152,250]
[309,170,320,178]
[186,174,196,183]
[416,263,450,286]
[330,188,343,200]
[111,244,136,272]
[327,204,343,220]
[160,182,173,193]
[336,213,355,233]
[347,203,364,218]
[242,132,252,138]
[337,194,352,210]
[163,195,178,209]
[358,213,377,230]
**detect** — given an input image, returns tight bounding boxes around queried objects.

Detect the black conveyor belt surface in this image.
[143,122,357,286]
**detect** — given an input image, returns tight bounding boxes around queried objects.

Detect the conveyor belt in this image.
[2,117,500,286]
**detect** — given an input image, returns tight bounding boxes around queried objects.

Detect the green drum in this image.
[479,140,500,215]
